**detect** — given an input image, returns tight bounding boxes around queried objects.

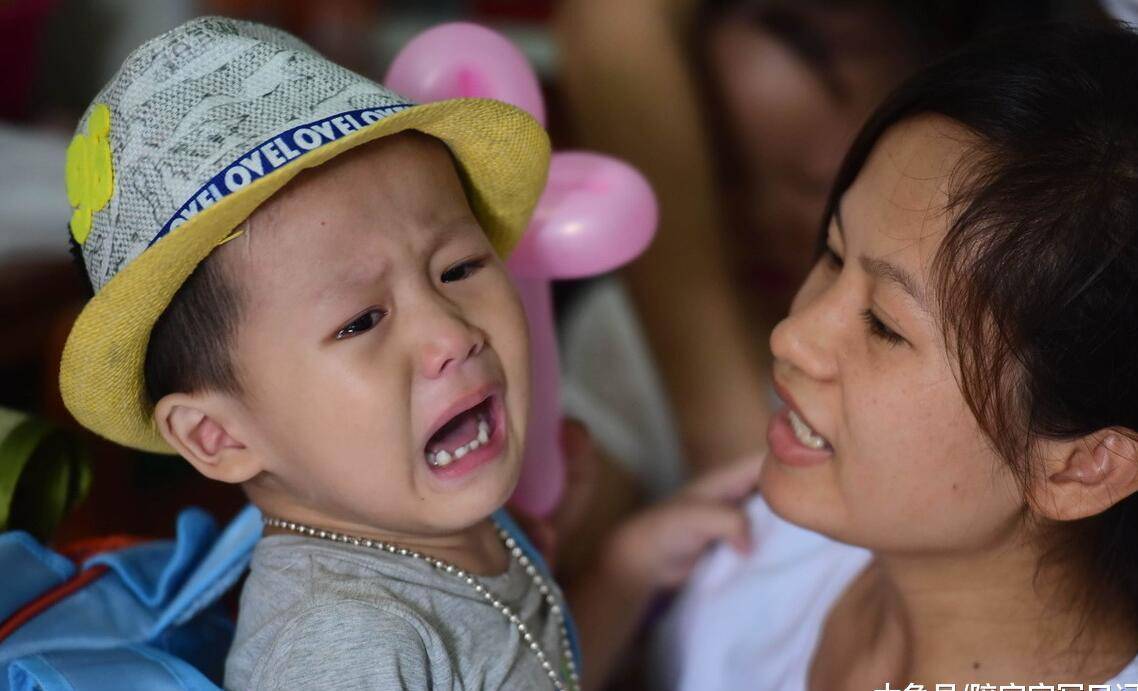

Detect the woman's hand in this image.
[566,453,762,690]
[600,454,762,592]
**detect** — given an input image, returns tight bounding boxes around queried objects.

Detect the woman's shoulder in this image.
[648,494,873,691]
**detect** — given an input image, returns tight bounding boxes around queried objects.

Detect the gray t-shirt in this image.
[224,533,572,690]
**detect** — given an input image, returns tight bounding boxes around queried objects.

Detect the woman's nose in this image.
[770,282,842,382]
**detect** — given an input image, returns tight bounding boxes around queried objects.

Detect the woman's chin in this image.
[759,464,849,541]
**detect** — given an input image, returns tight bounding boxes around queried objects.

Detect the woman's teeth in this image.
[788,409,831,451]
[426,415,491,468]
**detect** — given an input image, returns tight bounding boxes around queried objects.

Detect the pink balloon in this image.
[385,22,658,517]
[504,153,657,515]
[507,152,658,280]
[383,22,546,126]
[507,277,564,516]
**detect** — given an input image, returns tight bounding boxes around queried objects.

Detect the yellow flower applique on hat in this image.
[66,103,114,245]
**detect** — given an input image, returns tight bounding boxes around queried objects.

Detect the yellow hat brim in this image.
[60,98,549,454]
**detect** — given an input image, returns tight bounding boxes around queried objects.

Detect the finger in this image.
[667,501,752,555]
[682,452,763,502]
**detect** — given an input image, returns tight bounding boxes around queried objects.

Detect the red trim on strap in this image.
[0,565,109,643]
[0,534,149,643]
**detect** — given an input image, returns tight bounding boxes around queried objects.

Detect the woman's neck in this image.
[827,541,1138,688]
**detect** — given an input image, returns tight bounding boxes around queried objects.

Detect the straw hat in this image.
[59,16,549,453]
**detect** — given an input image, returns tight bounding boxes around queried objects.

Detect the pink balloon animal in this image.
[385,23,658,516]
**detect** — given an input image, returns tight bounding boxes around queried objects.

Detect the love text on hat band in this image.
[153,103,411,245]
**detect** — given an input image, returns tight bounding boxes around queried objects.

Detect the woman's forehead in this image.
[839,116,975,259]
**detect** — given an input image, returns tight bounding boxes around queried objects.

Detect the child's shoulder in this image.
[228,538,455,689]
[230,596,452,690]
[236,536,443,636]
[239,534,442,620]
[246,533,462,592]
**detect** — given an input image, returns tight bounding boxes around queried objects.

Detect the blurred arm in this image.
[555,0,771,471]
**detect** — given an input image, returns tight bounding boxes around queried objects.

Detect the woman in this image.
[651,23,1138,688]
[554,0,1079,498]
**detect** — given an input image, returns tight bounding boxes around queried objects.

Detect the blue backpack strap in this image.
[0,532,75,624]
[491,509,583,677]
[154,504,262,630]
[5,645,219,691]
[0,505,262,689]
[80,504,261,634]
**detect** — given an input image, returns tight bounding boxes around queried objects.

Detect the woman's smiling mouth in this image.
[787,409,832,451]
[769,379,835,466]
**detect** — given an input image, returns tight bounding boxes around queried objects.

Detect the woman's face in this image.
[761,115,1027,554]
[707,9,913,316]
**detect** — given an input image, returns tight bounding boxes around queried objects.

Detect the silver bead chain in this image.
[261,516,580,691]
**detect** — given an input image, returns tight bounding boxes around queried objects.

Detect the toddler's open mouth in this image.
[423,391,507,473]
[425,397,496,468]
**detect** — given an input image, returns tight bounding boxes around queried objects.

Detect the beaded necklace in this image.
[261,516,580,690]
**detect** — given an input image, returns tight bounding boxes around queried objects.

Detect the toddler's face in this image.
[222,132,530,536]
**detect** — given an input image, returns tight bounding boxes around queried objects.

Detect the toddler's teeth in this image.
[427,410,494,468]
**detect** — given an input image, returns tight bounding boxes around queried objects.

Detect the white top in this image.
[560,278,687,499]
[650,495,1138,690]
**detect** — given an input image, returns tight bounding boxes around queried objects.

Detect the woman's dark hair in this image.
[820,23,1138,631]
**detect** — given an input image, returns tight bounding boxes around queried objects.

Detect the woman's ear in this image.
[1031,430,1138,521]
[153,392,264,484]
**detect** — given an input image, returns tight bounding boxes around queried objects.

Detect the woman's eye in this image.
[441,258,487,283]
[335,308,385,340]
[861,309,905,347]
[820,245,844,270]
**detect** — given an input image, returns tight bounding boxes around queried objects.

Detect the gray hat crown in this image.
[70,16,413,292]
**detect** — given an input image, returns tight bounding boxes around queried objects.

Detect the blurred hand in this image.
[601,454,762,592]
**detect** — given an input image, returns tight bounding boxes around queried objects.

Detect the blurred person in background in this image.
[553,0,1107,509]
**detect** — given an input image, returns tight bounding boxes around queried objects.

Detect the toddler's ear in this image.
[1032,430,1138,521]
[154,392,263,484]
